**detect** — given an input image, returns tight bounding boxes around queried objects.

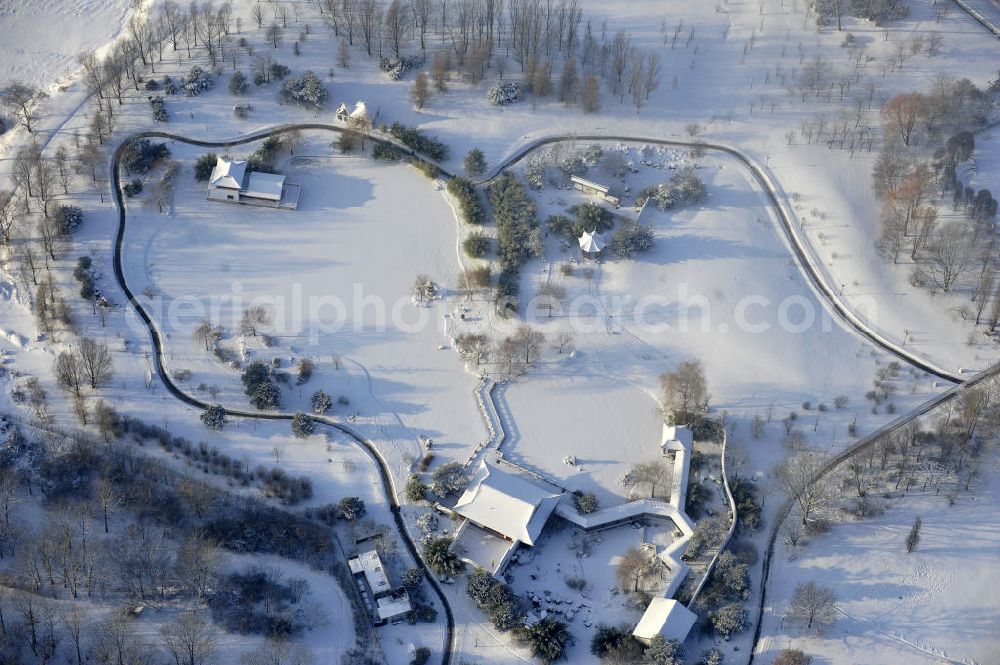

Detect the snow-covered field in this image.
[0,0,135,90]
[758,449,1000,665]
[0,0,999,663]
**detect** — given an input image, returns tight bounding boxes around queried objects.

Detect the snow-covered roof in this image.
[350,101,368,118]
[336,102,349,114]
[376,592,412,619]
[454,459,562,546]
[578,230,604,253]
[209,157,247,190]
[243,171,285,201]
[570,175,610,194]
[632,598,697,643]
[661,424,693,451]
[348,549,391,595]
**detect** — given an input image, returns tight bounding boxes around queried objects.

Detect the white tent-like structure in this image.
[578,230,604,261]
[632,598,698,645]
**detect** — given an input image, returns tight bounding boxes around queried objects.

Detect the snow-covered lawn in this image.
[121,136,485,482]
[757,450,1000,665]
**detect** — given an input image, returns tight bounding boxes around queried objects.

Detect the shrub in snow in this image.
[466,568,522,631]
[194,153,218,181]
[558,156,588,178]
[463,232,490,258]
[201,404,228,431]
[290,412,314,438]
[611,223,654,259]
[573,491,599,514]
[121,138,170,174]
[280,70,328,109]
[123,179,142,198]
[636,166,707,211]
[338,496,366,521]
[571,202,613,233]
[162,75,178,95]
[487,81,521,105]
[379,55,424,81]
[228,71,249,95]
[430,461,468,497]
[144,78,160,91]
[405,474,428,502]
[410,646,431,665]
[181,65,214,96]
[702,647,725,665]
[388,123,449,161]
[242,360,281,411]
[583,144,603,164]
[524,159,545,189]
[642,636,683,665]
[311,389,332,414]
[55,205,83,235]
[269,62,291,80]
[416,511,438,533]
[772,649,812,665]
[446,177,485,225]
[372,142,402,161]
[208,569,310,636]
[73,256,96,299]
[711,603,748,638]
[233,104,251,119]
[464,148,487,176]
[402,567,424,589]
[148,95,168,122]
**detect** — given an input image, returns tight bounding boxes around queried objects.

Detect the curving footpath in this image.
[109,125,973,665]
[108,127,458,665]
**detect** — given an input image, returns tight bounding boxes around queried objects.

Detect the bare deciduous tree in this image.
[1,81,48,132]
[240,305,271,337]
[774,453,837,527]
[78,337,114,389]
[660,360,708,421]
[786,580,837,632]
[54,351,85,397]
[161,611,217,665]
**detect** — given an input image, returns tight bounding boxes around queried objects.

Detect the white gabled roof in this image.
[243,171,285,201]
[336,102,349,115]
[209,157,247,190]
[633,598,697,642]
[578,230,604,253]
[454,459,562,546]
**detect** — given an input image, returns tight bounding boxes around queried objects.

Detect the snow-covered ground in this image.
[0,0,136,90]
[757,448,1000,665]
[0,0,999,663]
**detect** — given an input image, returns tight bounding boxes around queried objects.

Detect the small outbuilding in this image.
[348,549,412,625]
[205,156,300,210]
[335,102,350,122]
[578,230,604,261]
[632,597,698,645]
[571,175,620,207]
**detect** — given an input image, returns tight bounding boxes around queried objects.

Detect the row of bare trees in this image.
[777,376,1000,540]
